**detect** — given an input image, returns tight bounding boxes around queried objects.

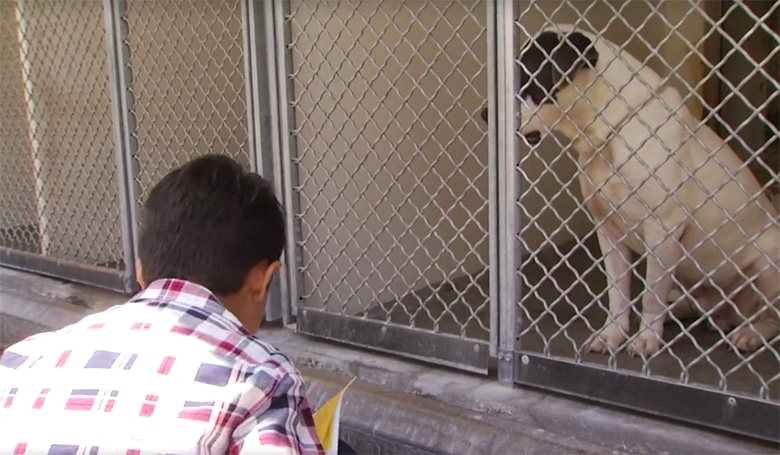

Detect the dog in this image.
[481,25,780,356]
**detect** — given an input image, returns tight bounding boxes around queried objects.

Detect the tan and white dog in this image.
[482,25,780,356]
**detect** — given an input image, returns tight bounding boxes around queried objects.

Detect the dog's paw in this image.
[628,331,663,357]
[666,288,683,303]
[588,324,627,354]
[729,327,764,352]
[708,314,735,333]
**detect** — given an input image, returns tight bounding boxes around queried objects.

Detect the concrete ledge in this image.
[259,329,778,455]
[1,267,777,455]
[303,368,617,455]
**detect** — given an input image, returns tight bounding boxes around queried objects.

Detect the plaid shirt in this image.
[0,279,324,455]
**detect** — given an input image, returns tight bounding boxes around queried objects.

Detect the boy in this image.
[0,155,324,454]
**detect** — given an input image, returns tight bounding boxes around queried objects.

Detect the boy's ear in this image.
[135,259,148,289]
[247,261,281,296]
[261,260,281,292]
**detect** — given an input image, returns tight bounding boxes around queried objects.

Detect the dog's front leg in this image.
[630,221,684,357]
[588,228,632,354]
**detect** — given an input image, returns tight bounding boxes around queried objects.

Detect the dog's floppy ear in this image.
[552,31,599,85]
[480,107,488,123]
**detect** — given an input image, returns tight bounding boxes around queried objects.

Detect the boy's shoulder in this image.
[240,334,303,381]
[0,300,294,375]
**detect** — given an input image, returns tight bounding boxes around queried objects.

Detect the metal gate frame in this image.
[269,0,504,374]
[497,0,780,443]
[241,0,289,323]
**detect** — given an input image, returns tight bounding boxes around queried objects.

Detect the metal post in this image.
[242,0,273,178]
[487,0,499,359]
[496,0,519,384]
[104,0,142,293]
[270,0,305,323]
[241,0,286,323]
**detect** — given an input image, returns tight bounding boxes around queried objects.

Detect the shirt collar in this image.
[131,278,249,334]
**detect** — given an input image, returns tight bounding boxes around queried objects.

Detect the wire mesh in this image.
[285,0,490,340]
[123,0,251,204]
[0,0,123,269]
[513,0,779,404]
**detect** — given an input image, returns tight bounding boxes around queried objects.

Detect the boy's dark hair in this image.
[138,154,285,295]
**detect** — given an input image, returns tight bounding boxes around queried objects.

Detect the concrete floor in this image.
[363,268,491,340]
[365,234,779,402]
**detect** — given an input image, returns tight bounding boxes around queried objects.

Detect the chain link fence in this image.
[282,0,493,371]
[124,0,251,203]
[0,0,124,288]
[0,0,252,292]
[507,0,779,441]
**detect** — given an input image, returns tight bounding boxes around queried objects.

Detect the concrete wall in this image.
[289,1,489,313]
[515,0,712,251]
[716,0,779,196]
[0,0,39,252]
[124,0,250,202]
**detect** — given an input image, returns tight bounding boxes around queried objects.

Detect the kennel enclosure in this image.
[0,0,778,443]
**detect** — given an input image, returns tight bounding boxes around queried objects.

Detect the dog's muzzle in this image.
[523,131,542,145]
[479,107,488,123]
[479,107,541,146]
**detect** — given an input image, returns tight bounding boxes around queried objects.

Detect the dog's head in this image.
[479,28,599,146]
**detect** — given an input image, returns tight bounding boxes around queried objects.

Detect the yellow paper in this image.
[313,377,355,455]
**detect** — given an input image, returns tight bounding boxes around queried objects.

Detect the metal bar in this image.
[515,353,780,443]
[242,0,273,178]
[262,0,292,323]
[298,309,490,374]
[496,0,519,384]
[103,0,141,294]
[241,0,262,176]
[271,0,304,322]
[487,0,499,359]
[0,248,127,293]
[241,0,284,322]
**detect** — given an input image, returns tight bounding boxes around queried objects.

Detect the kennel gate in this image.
[273,0,504,374]
[499,0,780,442]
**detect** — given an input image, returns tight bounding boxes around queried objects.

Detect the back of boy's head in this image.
[138,154,285,295]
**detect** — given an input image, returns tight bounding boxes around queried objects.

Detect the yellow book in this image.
[313,377,356,455]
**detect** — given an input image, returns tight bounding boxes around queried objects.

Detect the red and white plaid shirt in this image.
[0,279,324,455]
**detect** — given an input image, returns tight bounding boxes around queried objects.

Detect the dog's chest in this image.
[578,152,657,235]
